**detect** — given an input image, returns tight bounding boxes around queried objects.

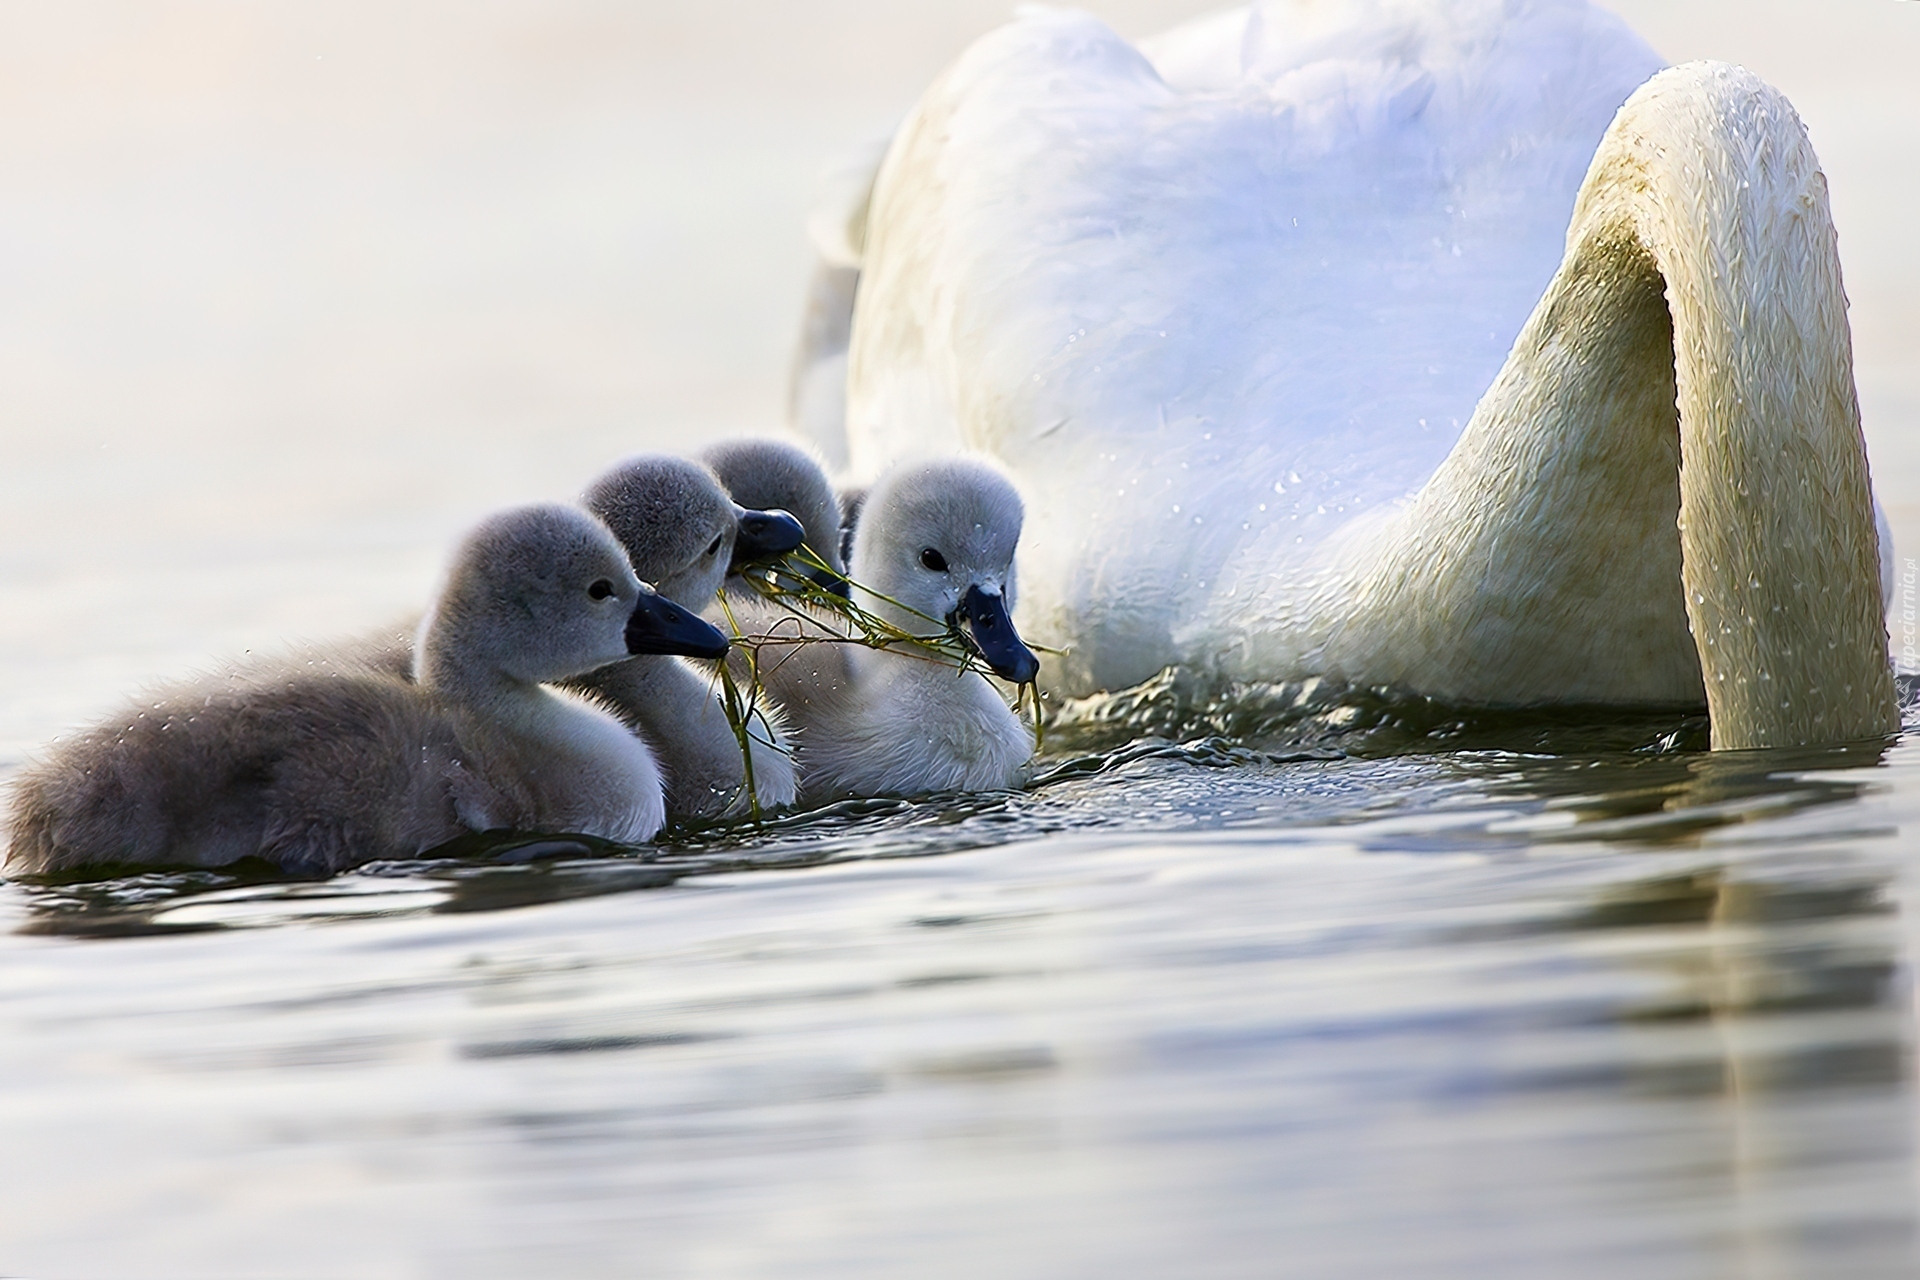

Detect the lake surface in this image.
[3,692,1918,1278]
[1,3,1916,1277]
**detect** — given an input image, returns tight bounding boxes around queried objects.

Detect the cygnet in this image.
[5,504,727,877]
[754,458,1040,803]
[701,437,849,595]
[835,484,868,571]
[573,454,804,819]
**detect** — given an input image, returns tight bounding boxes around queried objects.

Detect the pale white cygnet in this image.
[701,437,849,592]
[573,455,804,820]
[756,458,1038,804]
[5,504,727,877]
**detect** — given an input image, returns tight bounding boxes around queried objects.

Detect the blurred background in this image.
[0,0,1912,749]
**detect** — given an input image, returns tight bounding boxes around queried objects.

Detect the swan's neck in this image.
[1329,62,1895,749]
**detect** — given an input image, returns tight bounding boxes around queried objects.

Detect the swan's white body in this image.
[817,1,1897,749]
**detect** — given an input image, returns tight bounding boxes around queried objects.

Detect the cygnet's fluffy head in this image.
[420,503,723,687]
[582,456,741,608]
[851,459,1039,683]
[703,438,844,574]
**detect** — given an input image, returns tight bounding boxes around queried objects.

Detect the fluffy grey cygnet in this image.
[5,504,726,877]
[755,458,1040,804]
[573,454,801,820]
[701,437,848,590]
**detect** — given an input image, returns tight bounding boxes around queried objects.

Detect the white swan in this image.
[809,1,1897,750]
[748,459,1038,803]
[573,455,804,819]
[5,505,730,876]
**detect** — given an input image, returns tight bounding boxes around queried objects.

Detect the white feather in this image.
[830,1,1896,749]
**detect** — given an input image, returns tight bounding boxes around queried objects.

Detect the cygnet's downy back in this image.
[575,455,804,820]
[6,504,726,877]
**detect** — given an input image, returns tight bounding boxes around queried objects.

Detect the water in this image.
[3,695,1917,1277]
[2,3,1917,1277]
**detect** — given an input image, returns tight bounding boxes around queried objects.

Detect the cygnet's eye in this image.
[587,579,615,601]
[920,547,949,573]
[706,533,724,557]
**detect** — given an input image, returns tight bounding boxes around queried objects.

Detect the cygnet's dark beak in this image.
[955,584,1039,684]
[625,587,730,659]
[811,568,852,599]
[728,508,806,572]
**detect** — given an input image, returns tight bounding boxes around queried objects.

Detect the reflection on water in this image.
[1,690,1915,1276]
[7,683,1889,934]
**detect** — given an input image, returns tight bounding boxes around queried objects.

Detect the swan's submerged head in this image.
[417,503,727,688]
[852,459,1039,683]
[703,437,848,592]
[582,455,800,609]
